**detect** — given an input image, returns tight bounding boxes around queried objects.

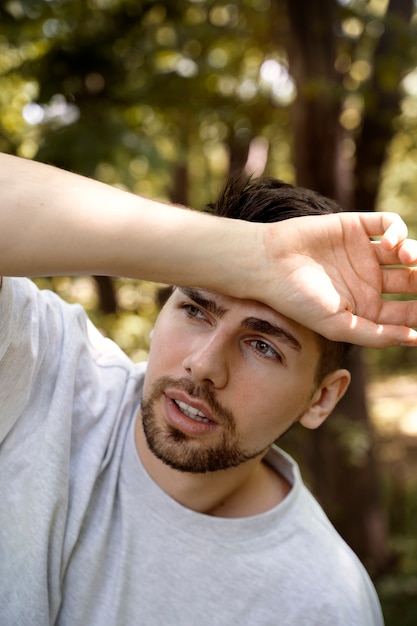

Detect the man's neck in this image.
[134,413,290,518]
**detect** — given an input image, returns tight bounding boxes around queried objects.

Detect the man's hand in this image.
[262,211,417,347]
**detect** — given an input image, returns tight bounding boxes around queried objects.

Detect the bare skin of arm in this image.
[1,153,417,347]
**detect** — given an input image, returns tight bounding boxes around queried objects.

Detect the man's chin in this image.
[144,425,262,474]
[144,431,225,474]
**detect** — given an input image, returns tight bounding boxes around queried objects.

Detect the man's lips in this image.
[173,399,211,423]
[165,389,218,425]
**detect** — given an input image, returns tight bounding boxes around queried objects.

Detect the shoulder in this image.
[264,446,384,624]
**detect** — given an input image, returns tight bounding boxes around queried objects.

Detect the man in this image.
[0,154,416,625]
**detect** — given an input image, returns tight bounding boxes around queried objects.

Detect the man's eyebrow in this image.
[179,287,228,317]
[179,287,302,352]
[243,317,302,352]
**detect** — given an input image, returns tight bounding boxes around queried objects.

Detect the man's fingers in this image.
[357,211,408,245]
[382,267,417,294]
[379,214,409,249]
[397,238,417,266]
[322,311,417,348]
[373,239,417,266]
[353,321,417,348]
[377,298,417,327]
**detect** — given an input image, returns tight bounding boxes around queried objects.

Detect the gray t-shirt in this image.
[0,278,384,625]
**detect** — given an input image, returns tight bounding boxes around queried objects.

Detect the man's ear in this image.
[299,369,351,430]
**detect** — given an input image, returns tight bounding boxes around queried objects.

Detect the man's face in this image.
[140,287,323,473]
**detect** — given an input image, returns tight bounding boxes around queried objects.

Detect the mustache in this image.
[145,375,236,430]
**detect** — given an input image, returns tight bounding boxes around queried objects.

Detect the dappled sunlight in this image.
[369,375,417,436]
[400,407,417,436]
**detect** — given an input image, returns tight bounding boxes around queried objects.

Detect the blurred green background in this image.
[1,0,417,622]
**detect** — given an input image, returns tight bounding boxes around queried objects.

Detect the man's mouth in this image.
[173,399,211,423]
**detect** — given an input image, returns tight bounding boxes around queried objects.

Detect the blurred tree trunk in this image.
[353,0,414,211]
[276,0,412,576]
[170,162,189,206]
[278,0,343,200]
[94,276,117,314]
[228,133,252,175]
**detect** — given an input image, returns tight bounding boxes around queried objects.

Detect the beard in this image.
[140,376,268,473]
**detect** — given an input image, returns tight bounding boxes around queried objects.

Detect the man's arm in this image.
[0,153,416,347]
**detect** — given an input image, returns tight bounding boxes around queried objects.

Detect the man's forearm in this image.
[2,153,417,347]
[0,154,260,296]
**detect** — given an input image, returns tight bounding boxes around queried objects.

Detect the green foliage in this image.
[1,0,294,201]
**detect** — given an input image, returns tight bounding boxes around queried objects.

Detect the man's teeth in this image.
[174,400,210,423]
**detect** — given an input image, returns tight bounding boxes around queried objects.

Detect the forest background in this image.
[1,0,417,623]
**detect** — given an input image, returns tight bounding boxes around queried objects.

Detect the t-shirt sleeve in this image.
[0,277,69,442]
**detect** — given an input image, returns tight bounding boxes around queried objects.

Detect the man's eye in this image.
[184,304,204,318]
[252,340,281,361]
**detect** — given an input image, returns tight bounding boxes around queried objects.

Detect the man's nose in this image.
[182,334,229,388]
